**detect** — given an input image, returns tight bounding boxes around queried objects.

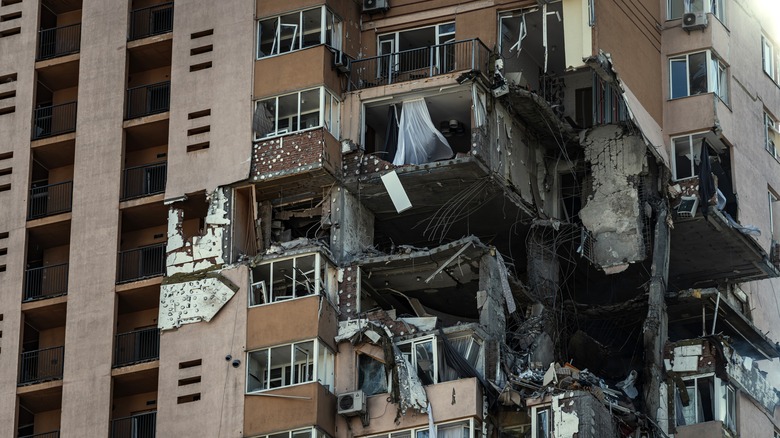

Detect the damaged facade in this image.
[2,0,780,438]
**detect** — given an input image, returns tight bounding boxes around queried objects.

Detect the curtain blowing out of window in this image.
[393,98,454,165]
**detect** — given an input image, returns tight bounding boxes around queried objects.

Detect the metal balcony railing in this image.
[28,180,73,219]
[348,38,491,91]
[114,327,160,367]
[122,162,167,201]
[18,346,64,385]
[111,411,156,438]
[129,2,173,41]
[37,23,81,60]
[20,431,60,438]
[32,102,77,140]
[117,243,166,284]
[24,263,68,302]
[125,81,170,120]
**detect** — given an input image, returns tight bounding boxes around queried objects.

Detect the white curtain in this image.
[393,98,454,165]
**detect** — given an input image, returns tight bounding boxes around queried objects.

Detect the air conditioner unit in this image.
[682,12,708,31]
[677,196,699,218]
[363,0,389,14]
[333,50,352,74]
[337,390,366,416]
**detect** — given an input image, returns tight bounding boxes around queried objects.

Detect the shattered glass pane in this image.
[258,18,278,57]
[415,340,435,384]
[358,354,388,396]
[247,349,269,392]
[689,52,708,95]
[294,255,316,297]
[293,341,314,384]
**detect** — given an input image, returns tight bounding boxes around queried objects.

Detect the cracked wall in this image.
[167,188,231,275]
[579,125,647,273]
[159,272,239,330]
[552,391,618,438]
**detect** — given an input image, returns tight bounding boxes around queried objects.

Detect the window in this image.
[671,132,707,180]
[253,87,340,140]
[246,339,334,393]
[769,190,780,239]
[249,253,337,306]
[257,7,342,59]
[675,375,736,431]
[667,0,724,21]
[761,35,778,81]
[531,406,551,438]
[398,336,438,385]
[441,334,482,382]
[364,420,475,438]
[669,51,728,101]
[765,111,778,157]
[377,23,456,77]
[357,354,388,396]
[252,427,330,438]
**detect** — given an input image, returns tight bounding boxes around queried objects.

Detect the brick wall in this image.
[252,128,335,180]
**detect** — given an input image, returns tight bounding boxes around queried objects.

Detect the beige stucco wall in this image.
[57,0,129,436]
[246,294,339,351]
[253,45,342,99]
[163,0,253,200]
[0,0,38,430]
[156,265,248,437]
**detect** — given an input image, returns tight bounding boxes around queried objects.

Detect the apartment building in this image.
[0,0,778,437]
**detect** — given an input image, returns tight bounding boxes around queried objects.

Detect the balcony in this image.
[24,263,68,302]
[37,24,81,61]
[114,327,160,367]
[348,39,490,91]
[32,102,77,140]
[28,181,73,220]
[121,162,166,201]
[111,411,156,438]
[20,431,60,438]
[128,2,173,41]
[125,82,170,120]
[117,243,166,284]
[18,346,64,386]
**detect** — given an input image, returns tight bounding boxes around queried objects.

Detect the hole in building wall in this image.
[178,192,209,241]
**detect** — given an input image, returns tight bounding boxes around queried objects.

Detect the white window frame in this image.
[765,111,778,158]
[397,335,439,384]
[256,6,342,59]
[671,132,708,181]
[250,427,330,438]
[667,0,725,22]
[362,419,476,438]
[769,189,779,240]
[669,50,728,101]
[249,252,336,307]
[246,339,335,393]
[531,405,551,438]
[676,374,736,431]
[763,35,777,82]
[377,22,456,77]
[253,87,340,141]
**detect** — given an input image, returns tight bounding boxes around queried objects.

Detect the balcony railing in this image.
[349,38,491,91]
[28,181,73,219]
[117,243,166,284]
[114,327,160,367]
[122,162,167,201]
[24,263,68,302]
[32,102,77,140]
[126,81,170,120]
[19,346,64,385]
[20,431,60,438]
[111,411,156,438]
[129,2,173,41]
[37,23,81,60]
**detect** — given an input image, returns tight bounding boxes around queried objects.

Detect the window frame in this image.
[668,50,728,102]
[253,87,341,141]
[666,0,725,22]
[769,189,780,240]
[675,374,737,432]
[531,405,551,438]
[763,35,777,82]
[249,427,330,438]
[362,419,476,438]
[249,252,337,307]
[256,6,343,60]
[246,339,335,393]
[397,335,439,385]
[670,132,708,181]
[765,111,778,158]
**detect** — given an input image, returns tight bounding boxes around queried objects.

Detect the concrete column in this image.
[59,3,128,436]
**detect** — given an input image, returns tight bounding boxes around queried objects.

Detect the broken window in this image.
[671,132,706,180]
[253,427,330,438]
[357,354,388,396]
[441,333,483,382]
[246,339,334,393]
[765,110,778,157]
[669,51,728,101]
[250,253,336,306]
[256,6,342,58]
[253,87,340,140]
[364,420,474,438]
[676,375,737,431]
[531,405,551,438]
[398,336,438,385]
